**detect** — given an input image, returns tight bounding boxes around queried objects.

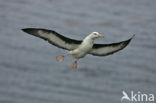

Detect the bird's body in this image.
[69,35,94,59]
[22,28,134,69]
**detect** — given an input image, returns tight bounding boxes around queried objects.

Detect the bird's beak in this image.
[98,34,104,38]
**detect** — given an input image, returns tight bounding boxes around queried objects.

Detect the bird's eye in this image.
[94,33,97,35]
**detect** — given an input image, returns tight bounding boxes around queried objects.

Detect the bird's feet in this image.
[71,61,77,69]
[56,55,64,62]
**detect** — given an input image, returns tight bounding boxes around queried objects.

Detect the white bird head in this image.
[89,32,104,40]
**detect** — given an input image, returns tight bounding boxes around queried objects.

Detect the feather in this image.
[89,35,134,56]
[22,28,82,50]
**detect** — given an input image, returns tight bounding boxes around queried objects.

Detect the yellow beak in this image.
[98,34,104,38]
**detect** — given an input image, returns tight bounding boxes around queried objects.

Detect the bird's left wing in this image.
[89,35,134,56]
[22,28,82,50]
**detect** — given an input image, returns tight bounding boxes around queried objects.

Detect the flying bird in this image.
[22,28,134,69]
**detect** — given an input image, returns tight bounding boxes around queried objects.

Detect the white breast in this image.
[69,38,94,59]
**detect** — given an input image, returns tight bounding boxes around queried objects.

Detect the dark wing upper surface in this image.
[90,35,134,56]
[22,28,82,50]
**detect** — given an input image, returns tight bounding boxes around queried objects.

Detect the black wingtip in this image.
[21,28,25,31]
[128,34,135,43]
[126,34,135,42]
[22,28,32,33]
[21,28,38,35]
[123,34,135,47]
[21,28,29,33]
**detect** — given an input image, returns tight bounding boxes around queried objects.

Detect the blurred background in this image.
[0,0,156,103]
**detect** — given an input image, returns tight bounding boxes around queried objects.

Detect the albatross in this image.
[22,28,134,69]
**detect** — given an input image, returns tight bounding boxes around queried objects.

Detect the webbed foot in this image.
[71,61,77,69]
[56,55,64,62]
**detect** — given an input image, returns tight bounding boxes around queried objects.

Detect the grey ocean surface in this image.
[0,0,156,103]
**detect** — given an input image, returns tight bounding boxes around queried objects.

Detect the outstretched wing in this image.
[22,28,82,50]
[89,35,134,56]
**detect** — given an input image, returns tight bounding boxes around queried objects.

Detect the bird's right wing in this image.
[89,35,134,56]
[22,28,82,50]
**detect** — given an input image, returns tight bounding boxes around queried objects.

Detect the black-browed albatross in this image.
[22,28,134,69]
